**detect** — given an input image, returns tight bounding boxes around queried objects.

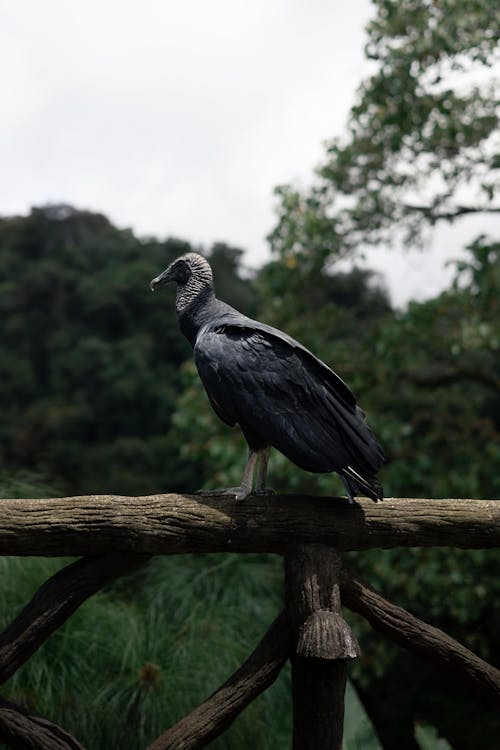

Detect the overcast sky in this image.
[0,1,493,306]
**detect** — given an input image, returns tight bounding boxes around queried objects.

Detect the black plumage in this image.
[151,252,385,502]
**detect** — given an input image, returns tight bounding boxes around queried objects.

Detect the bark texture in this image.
[0,696,84,750]
[286,546,359,750]
[0,495,498,556]
[341,569,500,705]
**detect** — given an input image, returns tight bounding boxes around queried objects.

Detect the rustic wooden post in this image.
[285,545,360,749]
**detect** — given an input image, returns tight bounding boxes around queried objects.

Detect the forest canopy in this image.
[0,202,497,502]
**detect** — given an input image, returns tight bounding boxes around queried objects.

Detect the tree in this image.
[269,0,499,258]
[261,0,500,503]
[0,206,257,495]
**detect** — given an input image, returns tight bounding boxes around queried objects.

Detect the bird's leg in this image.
[196,449,258,501]
[236,449,259,499]
[254,447,274,495]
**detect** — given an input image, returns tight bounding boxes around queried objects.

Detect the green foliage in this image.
[415,723,453,750]
[0,207,256,496]
[0,470,62,500]
[374,235,499,500]
[0,533,385,750]
[0,553,290,749]
[344,681,384,750]
[270,0,499,256]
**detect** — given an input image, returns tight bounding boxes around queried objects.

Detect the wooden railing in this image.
[0,494,498,749]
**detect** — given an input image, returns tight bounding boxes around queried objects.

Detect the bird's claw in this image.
[253,486,275,496]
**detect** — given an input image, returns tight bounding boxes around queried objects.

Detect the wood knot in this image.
[297,610,360,660]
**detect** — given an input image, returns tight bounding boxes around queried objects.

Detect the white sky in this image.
[1,1,496,306]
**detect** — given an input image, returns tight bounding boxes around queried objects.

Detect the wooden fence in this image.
[0,493,499,749]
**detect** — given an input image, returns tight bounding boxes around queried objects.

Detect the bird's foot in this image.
[196,486,251,502]
[253,486,275,496]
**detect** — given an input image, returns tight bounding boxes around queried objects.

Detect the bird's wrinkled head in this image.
[150,253,213,291]
[150,253,214,311]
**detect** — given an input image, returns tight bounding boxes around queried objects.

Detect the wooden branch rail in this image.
[340,569,500,705]
[0,696,84,750]
[0,554,150,684]
[0,494,498,555]
[0,493,498,750]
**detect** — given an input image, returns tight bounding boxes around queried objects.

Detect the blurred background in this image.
[0,1,498,748]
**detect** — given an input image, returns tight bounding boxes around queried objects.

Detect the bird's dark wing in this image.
[194,321,385,480]
[197,309,357,407]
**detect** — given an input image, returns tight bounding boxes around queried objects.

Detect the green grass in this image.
[1,553,292,749]
[0,551,394,749]
[0,554,458,749]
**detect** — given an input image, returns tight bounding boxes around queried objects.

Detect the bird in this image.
[150,252,385,502]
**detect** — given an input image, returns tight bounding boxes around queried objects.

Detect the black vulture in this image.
[151,252,385,502]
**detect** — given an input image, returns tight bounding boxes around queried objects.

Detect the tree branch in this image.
[0,695,85,750]
[0,554,150,684]
[147,610,290,750]
[340,569,500,705]
[402,203,500,221]
[0,495,498,556]
[408,367,500,395]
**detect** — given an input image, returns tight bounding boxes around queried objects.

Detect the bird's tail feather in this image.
[340,465,383,503]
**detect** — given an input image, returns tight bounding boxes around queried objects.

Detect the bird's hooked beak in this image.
[150,266,174,291]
